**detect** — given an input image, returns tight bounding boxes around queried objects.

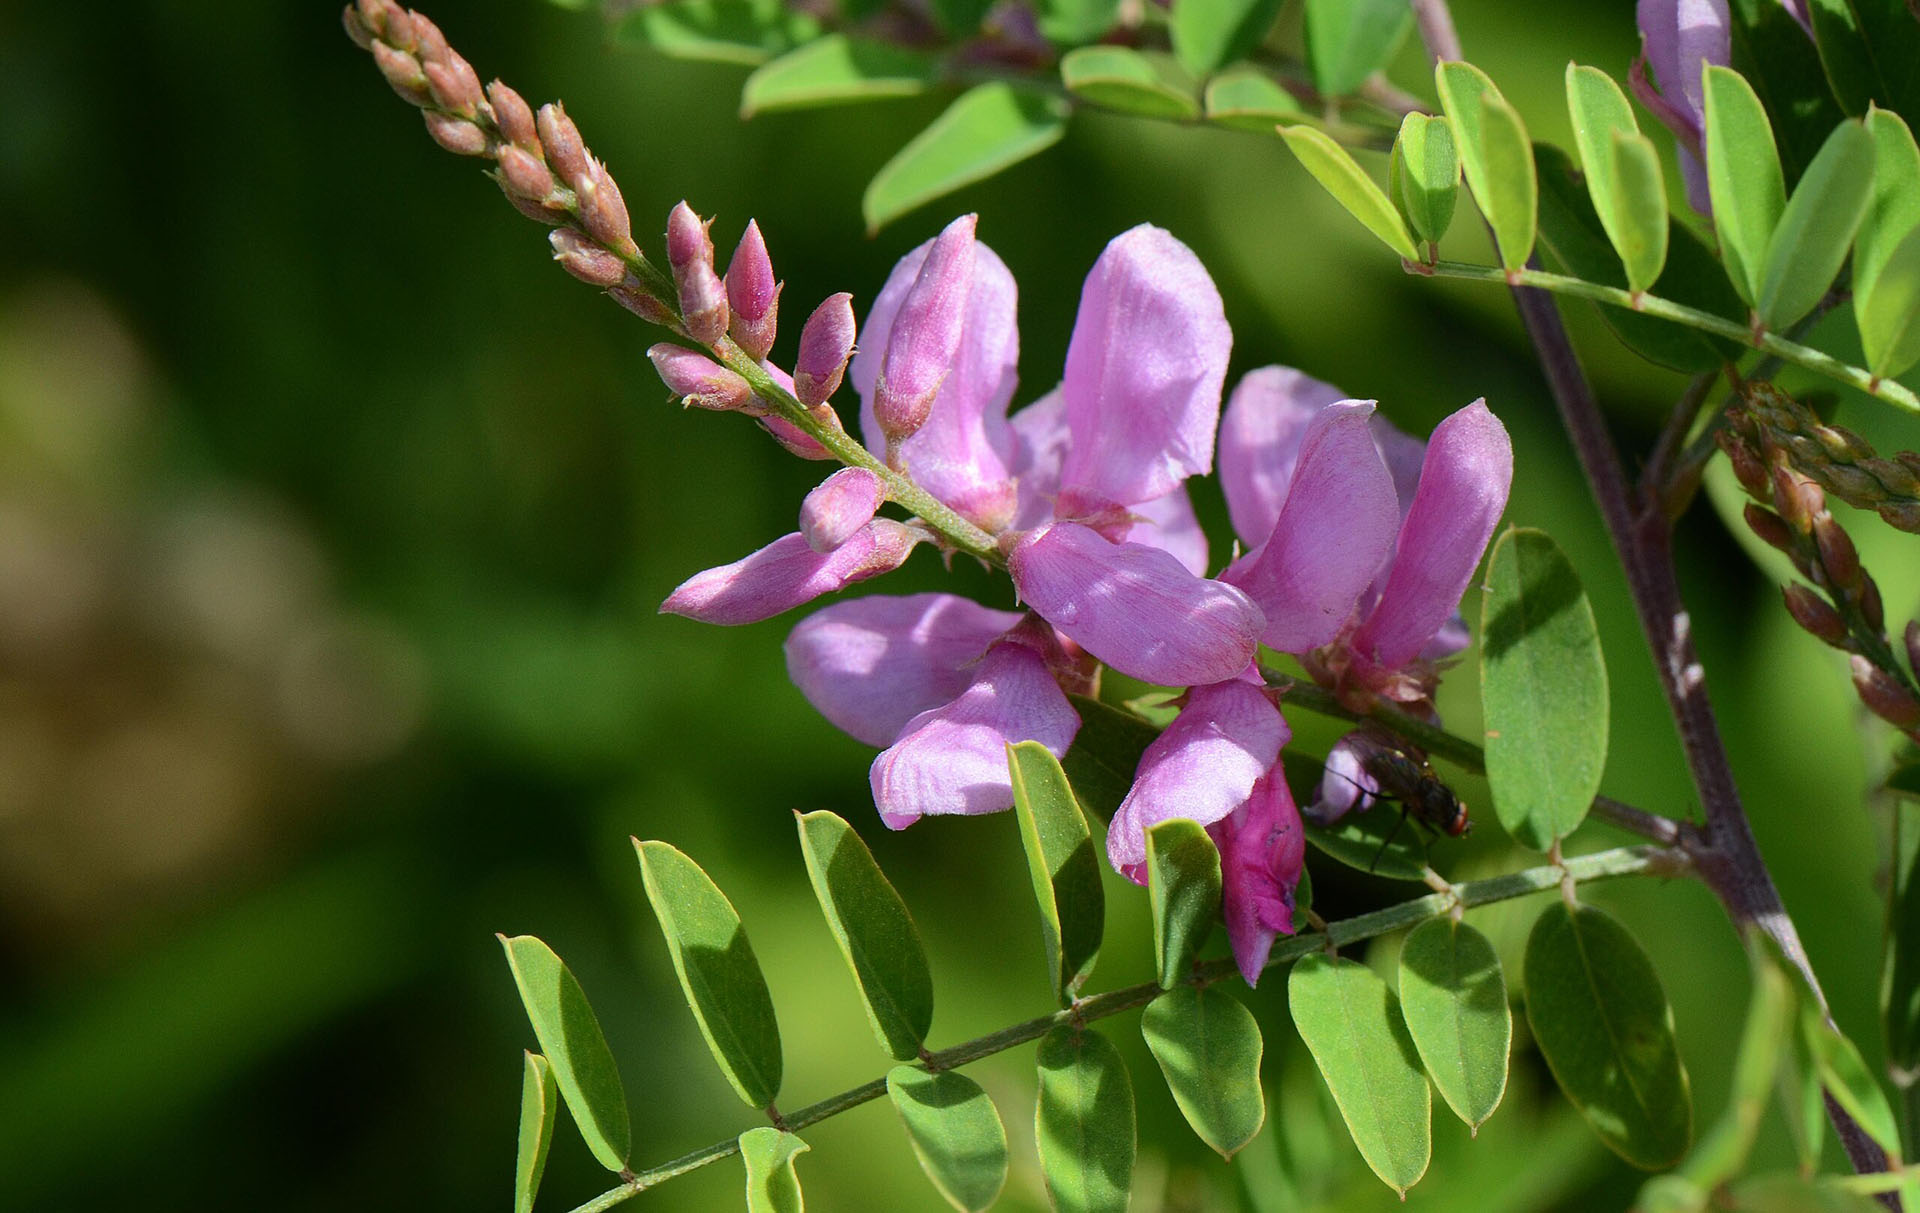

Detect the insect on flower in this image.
[1323,728,1470,870]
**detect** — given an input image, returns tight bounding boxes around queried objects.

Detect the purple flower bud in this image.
[575,161,636,259]
[794,293,857,407]
[726,220,780,360]
[505,191,567,226]
[1782,584,1848,648]
[610,284,678,328]
[422,110,488,156]
[1812,514,1862,595]
[1906,620,1920,678]
[535,102,590,190]
[648,343,754,412]
[1770,466,1816,533]
[1852,655,1920,730]
[423,55,483,117]
[371,41,431,106]
[666,201,714,270]
[342,5,375,50]
[678,260,730,346]
[874,214,977,449]
[550,229,627,287]
[663,522,922,627]
[1743,503,1793,552]
[495,144,554,201]
[486,80,540,153]
[800,468,887,553]
[1862,572,1886,634]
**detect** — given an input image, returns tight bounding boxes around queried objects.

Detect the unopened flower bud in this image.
[423,111,488,156]
[342,5,375,49]
[1862,572,1885,634]
[374,2,416,50]
[1812,514,1861,594]
[1782,584,1848,648]
[726,220,779,360]
[609,284,678,327]
[1719,431,1769,498]
[1852,655,1920,729]
[1743,503,1792,553]
[355,0,401,37]
[649,343,754,412]
[678,260,730,346]
[371,40,431,106]
[423,55,483,117]
[408,13,450,64]
[793,292,856,407]
[535,102,590,190]
[1770,465,1817,533]
[800,468,887,552]
[486,81,539,154]
[495,144,554,201]
[505,192,567,226]
[575,162,636,259]
[1823,462,1880,501]
[551,228,626,287]
[874,213,976,448]
[666,201,714,270]
[1880,501,1920,534]
[1906,620,1920,678]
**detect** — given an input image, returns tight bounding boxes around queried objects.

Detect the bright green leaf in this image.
[1060,47,1200,121]
[1860,224,1920,379]
[1480,528,1609,852]
[1705,65,1787,305]
[1806,0,1920,122]
[1757,118,1875,331]
[862,83,1070,234]
[1303,0,1413,97]
[887,1067,1009,1212]
[1565,63,1638,204]
[1203,66,1304,133]
[741,36,939,116]
[1804,1013,1902,1161]
[635,839,783,1108]
[1436,61,1537,272]
[1035,1026,1136,1213]
[1398,919,1511,1132]
[1856,109,1920,377]
[1141,985,1266,1158]
[1884,779,1920,1081]
[1170,0,1284,79]
[1524,903,1692,1169]
[1290,953,1431,1195]
[498,935,632,1171]
[1278,125,1420,261]
[1390,112,1459,249]
[613,0,820,66]
[1035,0,1122,44]
[1062,695,1159,821]
[1145,819,1222,989]
[740,1127,809,1213]
[795,810,933,1061]
[514,1052,559,1213]
[1607,131,1670,293]
[1008,741,1104,1005]
[1727,0,1849,181]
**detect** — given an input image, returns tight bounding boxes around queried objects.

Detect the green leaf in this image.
[862,83,1069,234]
[514,1052,559,1213]
[613,0,820,67]
[1727,0,1850,181]
[635,840,783,1108]
[886,1067,1009,1212]
[1060,47,1200,121]
[741,36,940,116]
[1141,985,1266,1158]
[795,810,934,1061]
[1861,227,1920,384]
[1884,780,1920,1079]
[1857,108,1920,378]
[1035,0,1122,44]
[1035,1026,1136,1213]
[1803,1013,1902,1160]
[1398,919,1511,1132]
[1390,112,1459,249]
[1170,0,1284,79]
[1278,125,1420,261]
[1705,65,1788,305]
[498,936,632,1171]
[1607,131,1670,293]
[1145,819,1222,989]
[1524,903,1692,1168]
[1480,528,1609,852]
[1303,0,1413,96]
[927,0,994,36]
[1436,61,1537,272]
[1757,118,1876,331]
[739,1127,809,1213]
[1807,0,1920,122]
[1061,695,1159,821]
[1565,63,1639,210]
[1779,993,1828,1174]
[1728,1174,1885,1213]
[1203,67,1304,133]
[1008,741,1104,1005]
[1289,954,1431,1195]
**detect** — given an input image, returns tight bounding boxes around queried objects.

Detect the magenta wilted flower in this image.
[1632,0,1730,213]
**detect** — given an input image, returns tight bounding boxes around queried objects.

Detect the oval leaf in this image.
[1035,1026,1136,1213]
[795,810,934,1061]
[887,1067,1010,1212]
[1757,118,1875,331]
[740,1126,809,1213]
[1060,46,1200,120]
[515,1052,559,1213]
[1804,1016,1902,1161]
[1606,130,1669,294]
[635,839,784,1108]
[1279,125,1420,260]
[1565,62,1638,221]
[1290,953,1432,1195]
[1856,107,1920,303]
[862,82,1069,233]
[1141,985,1266,1158]
[1861,217,1920,381]
[1398,919,1511,1132]
[1436,61,1537,272]
[1480,528,1609,852]
[1008,741,1104,1005]
[1303,0,1413,97]
[1171,0,1285,79]
[1524,902,1692,1169]
[1145,818,1222,989]
[1203,67,1304,132]
[1390,111,1459,249]
[1704,65,1787,306]
[741,35,938,116]
[498,935,632,1170]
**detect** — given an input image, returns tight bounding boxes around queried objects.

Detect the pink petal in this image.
[872,215,978,445]
[1636,0,1729,136]
[870,642,1079,828]
[1308,730,1387,825]
[1351,400,1512,671]
[1008,522,1262,687]
[1058,225,1231,509]
[1107,678,1287,872]
[660,522,920,625]
[785,593,1024,747]
[1224,401,1399,654]
[1371,412,1428,522]
[1209,767,1306,986]
[1217,366,1348,549]
[1009,389,1069,531]
[799,467,886,553]
[1129,485,1209,577]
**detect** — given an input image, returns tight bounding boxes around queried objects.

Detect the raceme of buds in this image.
[800,468,887,553]
[535,102,590,190]
[726,221,780,360]
[1782,584,1849,648]
[649,344,755,413]
[873,214,978,450]
[794,293,856,408]
[551,229,626,288]
[1852,656,1920,731]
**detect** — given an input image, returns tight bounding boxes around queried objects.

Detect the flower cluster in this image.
[659,217,1511,984]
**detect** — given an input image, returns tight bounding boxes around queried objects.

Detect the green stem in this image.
[560,845,1678,1213]
[1419,261,1920,417]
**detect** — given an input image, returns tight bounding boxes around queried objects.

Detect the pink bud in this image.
[342,6,375,49]
[486,81,540,153]
[551,229,626,287]
[371,41,430,106]
[1743,503,1792,553]
[505,192,567,226]
[649,344,755,412]
[575,162,636,258]
[1852,655,1920,729]
[666,201,714,270]
[495,144,554,200]
[799,468,887,552]
[610,284,678,327]
[678,261,730,346]
[423,110,487,156]
[423,55,483,118]
[1782,584,1848,648]
[794,292,856,408]
[355,0,401,37]
[726,220,780,360]
[408,13,450,64]
[376,4,418,51]
[874,214,977,448]
[535,102,590,190]
[1813,514,1862,594]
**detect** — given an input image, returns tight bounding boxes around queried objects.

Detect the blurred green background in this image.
[2,1,1915,1209]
